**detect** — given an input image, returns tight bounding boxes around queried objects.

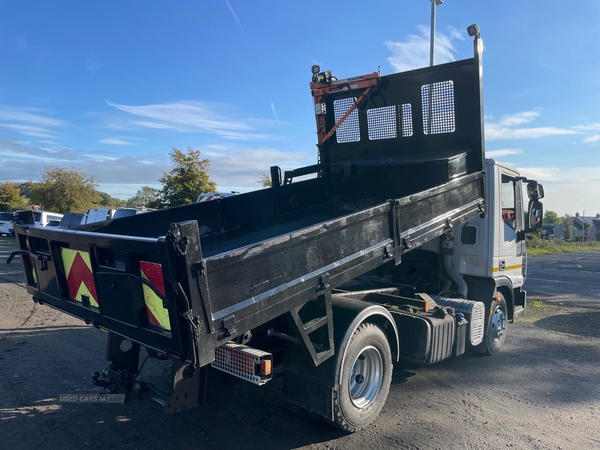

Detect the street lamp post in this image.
[430,0,444,66]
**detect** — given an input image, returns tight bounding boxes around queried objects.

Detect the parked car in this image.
[33,211,64,227]
[59,213,85,229]
[45,220,61,228]
[0,212,12,236]
[82,208,116,225]
[11,210,63,228]
[112,208,153,220]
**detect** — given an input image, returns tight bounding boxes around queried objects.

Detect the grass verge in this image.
[526,235,600,256]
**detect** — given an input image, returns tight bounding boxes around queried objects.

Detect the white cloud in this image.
[583,135,600,144]
[0,137,313,198]
[485,110,576,140]
[486,149,522,158]
[572,123,600,131]
[515,166,600,216]
[486,125,576,140]
[448,26,465,41]
[106,100,273,140]
[385,25,463,73]
[132,121,174,130]
[99,137,143,146]
[0,123,59,138]
[83,154,119,162]
[0,107,65,126]
[497,111,539,127]
[209,147,313,190]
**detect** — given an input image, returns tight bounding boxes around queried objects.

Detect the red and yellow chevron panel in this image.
[61,248,99,307]
[140,261,171,331]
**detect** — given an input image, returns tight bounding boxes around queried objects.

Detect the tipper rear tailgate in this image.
[12,223,196,359]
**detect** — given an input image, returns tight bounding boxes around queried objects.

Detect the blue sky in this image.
[1,0,599,216]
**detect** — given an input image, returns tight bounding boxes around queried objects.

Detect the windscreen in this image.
[60,214,84,228]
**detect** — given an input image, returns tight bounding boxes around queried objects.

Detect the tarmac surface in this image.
[1,236,600,450]
[525,250,600,306]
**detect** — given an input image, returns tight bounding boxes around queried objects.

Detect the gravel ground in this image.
[1,235,600,450]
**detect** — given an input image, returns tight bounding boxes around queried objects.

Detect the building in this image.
[573,214,600,241]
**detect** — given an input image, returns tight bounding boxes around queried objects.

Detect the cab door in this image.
[496,170,524,287]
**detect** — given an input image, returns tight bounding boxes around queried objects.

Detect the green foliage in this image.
[0,182,25,211]
[128,186,160,208]
[256,173,272,188]
[562,214,573,241]
[158,148,216,207]
[543,210,559,224]
[526,233,600,256]
[29,167,101,213]
[97,191,127,208]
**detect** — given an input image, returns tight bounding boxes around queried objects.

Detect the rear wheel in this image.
[332,323,392,432]
[485,292,508,355]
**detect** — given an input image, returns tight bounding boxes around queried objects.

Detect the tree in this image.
[98,191,127,208]
[0,182,24,211]
[29,167,101,213]
[158,148,216,206]
[562,214,573,241]
[257,173,272,188]
[543,210,559,224]
[128,186,160,208]
[583,220,591,234]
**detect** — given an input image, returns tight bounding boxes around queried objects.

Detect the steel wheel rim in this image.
[491,306,506,342]
[348,346,383,409]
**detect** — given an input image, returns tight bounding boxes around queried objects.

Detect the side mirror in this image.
[527,200,543,231]
[527,181,545,201]
[518,200,543,242]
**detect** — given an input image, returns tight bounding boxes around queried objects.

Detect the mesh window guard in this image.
[333,97,361,143]
[421,81,456,135]
[367,105,397,140]
[400,103,413,137]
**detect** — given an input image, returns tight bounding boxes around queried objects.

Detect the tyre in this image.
[485,292,508,355]
[333,323,392,432]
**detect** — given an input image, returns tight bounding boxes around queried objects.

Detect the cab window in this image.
[501,174,524,232]
[501,175,516,229]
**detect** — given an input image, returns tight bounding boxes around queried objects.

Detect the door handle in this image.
[499,260,506,271]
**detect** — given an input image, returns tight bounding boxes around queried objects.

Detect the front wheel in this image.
[485,293,508,355]
[333,323,392,432]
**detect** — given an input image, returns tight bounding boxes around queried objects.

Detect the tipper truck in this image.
[8,26,544,432]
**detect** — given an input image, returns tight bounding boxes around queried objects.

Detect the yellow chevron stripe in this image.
[140,271,171,331]
[61,248,77,276]
[75,280,99,307]
[490,264,522,273]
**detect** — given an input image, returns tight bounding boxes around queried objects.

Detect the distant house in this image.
[573,215,600,241]
[542,223,560,239]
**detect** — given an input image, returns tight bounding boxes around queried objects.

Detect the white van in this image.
[32,210,64,227]
[12,210,64,228]
[82,208,116,224]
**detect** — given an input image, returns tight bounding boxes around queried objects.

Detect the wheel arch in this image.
[331,295,399,387]
[493,276,515,321]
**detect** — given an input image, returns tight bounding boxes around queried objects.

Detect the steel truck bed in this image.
[12,49,486,370]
